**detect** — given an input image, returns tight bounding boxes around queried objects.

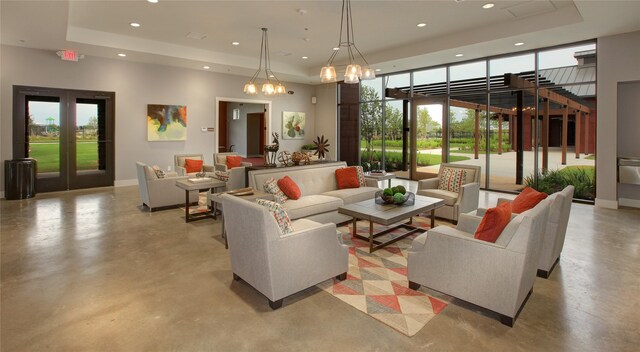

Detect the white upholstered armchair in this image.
[474,185,575,278]
[213,152,252,172]
[220,194,348,309]
[173,154,214,176]
[135,162,198,211]
[407,198,550,326]
[416,163,481,223]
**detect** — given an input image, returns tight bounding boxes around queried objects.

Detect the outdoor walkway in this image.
[400,147,594,191]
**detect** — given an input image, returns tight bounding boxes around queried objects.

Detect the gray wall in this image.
[0,45,318,190]
[314,83,338,161]
[617,80,640,205]
[597,30,640,208]
[226,102,263,157]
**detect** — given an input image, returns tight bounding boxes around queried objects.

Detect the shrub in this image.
[524,167,595,200]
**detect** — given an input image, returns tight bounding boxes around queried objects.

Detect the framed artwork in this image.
[147,104,187,141]
[282,111,305,139]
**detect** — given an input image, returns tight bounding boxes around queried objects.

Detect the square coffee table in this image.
[338,194,445,253]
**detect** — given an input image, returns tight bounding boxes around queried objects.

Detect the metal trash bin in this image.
[4,158,37,200]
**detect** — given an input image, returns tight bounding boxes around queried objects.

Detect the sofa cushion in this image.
[226,155,242,169]
[282,195,343,220]
[144,165,158,180]
[474,202,512,243]
[264,177,289,204]
[322,187,379,205]
[184,159,203,173]
[335,167,360,189]
[277,176,301,200]
[256,199,293,235]
[416,189,458,206]
[511,187,547,214]
[438,167,468,193]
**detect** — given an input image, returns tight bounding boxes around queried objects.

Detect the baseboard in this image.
[595,198,618,209]
[114,179,138,187]
[619,197,640,208]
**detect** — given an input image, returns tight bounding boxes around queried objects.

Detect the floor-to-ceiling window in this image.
[338,40,597,201]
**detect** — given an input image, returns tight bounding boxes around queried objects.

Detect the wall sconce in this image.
[233,108,240,120]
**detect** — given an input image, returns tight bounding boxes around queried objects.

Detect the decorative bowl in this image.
[375,191,415,206]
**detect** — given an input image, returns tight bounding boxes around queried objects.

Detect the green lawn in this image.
[29,141,98,173]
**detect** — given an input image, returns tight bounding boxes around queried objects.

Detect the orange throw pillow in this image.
[511,187,548,214]
[277,176,301,200]
[226,155,242,169]
[184,159,203,173]
[335,167,360,189]
[474,202,512,243]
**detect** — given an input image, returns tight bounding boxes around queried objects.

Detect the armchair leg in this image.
[268,299,283,310]
[408,281,421,290]
[499,315,514,327]
[336,272,347,281]
[232,273,241,281]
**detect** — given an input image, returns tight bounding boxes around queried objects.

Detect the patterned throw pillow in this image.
[263,177,289,204]
[438,167,468,193]
[214,170,230,182]
[151,165,165,179]
[256,199,293,235]
[353,165,367,187]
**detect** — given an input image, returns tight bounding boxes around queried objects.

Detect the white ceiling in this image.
[2,0,640,84]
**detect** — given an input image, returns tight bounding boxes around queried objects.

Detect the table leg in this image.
[184,190,190,222]
[369,221,374,253]
[388,179,392,188]
[430,209,435,228]
[222,215,228,249]
[352,217,358,236]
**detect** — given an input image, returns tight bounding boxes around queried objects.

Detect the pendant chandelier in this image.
[244,28,286,96]
[320,0,375,84]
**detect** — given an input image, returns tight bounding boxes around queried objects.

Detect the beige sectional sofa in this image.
[248,162,380,224]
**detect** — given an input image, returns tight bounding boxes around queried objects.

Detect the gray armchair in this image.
[174,154,214,176]
[213,152,252,172]
[416,163,481,223]
[136,162,198,211]
[220,194,348,309]
[474,185,575,278]
[407,198,550,326]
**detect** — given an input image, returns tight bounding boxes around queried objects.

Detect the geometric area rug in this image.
[317,217,448,336]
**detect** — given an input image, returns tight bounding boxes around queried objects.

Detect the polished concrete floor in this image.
[1,185,639,351]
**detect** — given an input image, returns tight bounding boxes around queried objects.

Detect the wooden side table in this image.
[175,178,226,222]
[364,172,396,188]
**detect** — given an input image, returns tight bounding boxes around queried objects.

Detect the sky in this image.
[29,102,97,126]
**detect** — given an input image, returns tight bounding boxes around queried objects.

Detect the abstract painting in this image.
[147,104,187,141]
[282,111,305,139]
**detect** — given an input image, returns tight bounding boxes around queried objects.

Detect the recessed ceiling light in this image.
[482,3,495,9]
[301,56,308,60]
[333,47,340,51]
[269,74,275,78]
[202,66,210,69]
[455,53,464,57]
[375,69,381,72]
[231,42,240,46]
[514,42,524,46]
[147,0,158,3]
[118,53,126,57]
[130,22,141,28]
[417,23,427,28]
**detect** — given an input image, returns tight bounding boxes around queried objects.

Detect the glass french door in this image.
[13,86,115,192]
[410,97,447,180]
